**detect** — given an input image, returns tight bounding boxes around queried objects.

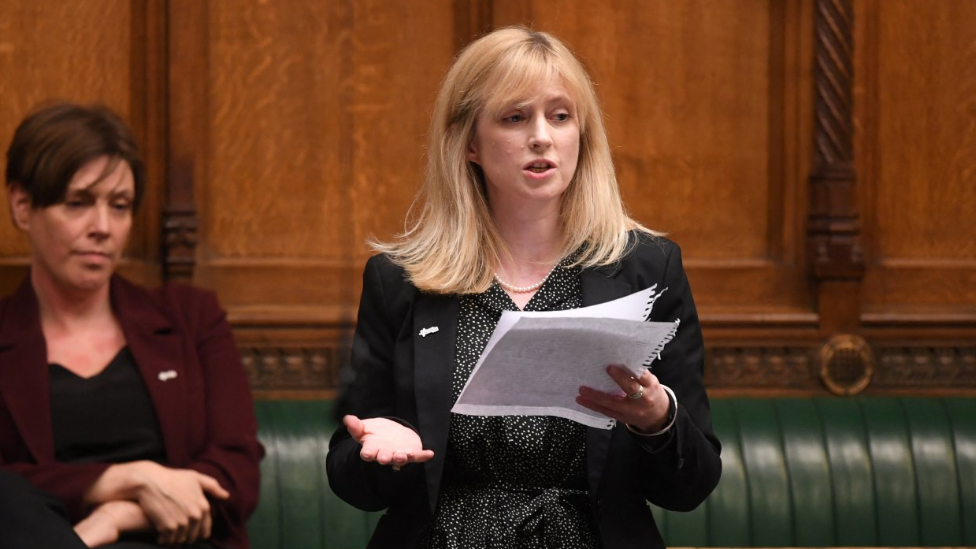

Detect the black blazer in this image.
[327,234,721,549]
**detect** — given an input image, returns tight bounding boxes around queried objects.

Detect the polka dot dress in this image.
[419,260,602,549]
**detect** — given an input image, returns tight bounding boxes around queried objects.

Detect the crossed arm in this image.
[74,461,229,547]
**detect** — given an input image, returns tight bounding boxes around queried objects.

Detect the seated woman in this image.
[328,27,721,549]
[0,103,263,548]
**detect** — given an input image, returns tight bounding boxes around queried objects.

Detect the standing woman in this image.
[328,27,721,549]
[0,103,263,548]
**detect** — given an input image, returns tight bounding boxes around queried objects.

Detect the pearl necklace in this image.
[494,263,560,293]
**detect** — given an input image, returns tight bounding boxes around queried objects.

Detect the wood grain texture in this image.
[163,0,207,281]
[127,0,167,286]
[807,0,864,339]
[808,0,862,280]
[197,0,456,315]
[203,0,453,258]
[857,0,976,319]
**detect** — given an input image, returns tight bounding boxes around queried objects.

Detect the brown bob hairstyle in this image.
[5,102,146,211]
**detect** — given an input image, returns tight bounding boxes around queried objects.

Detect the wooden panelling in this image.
[808,0,863,338]
[0,0,164,290]
[237,337,976,398]
[235,324,350,400]
[491,0,818,328]
[163,0,207,282]
[194,0,457,322]
[1,1,974,395]
[857,0,976,326]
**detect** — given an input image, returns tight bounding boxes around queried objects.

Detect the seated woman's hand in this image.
[87,461,229,546]
[132,462,229,546]
[74,500,149,547]
[343,415,435,470]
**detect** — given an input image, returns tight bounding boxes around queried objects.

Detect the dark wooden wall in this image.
[1,0,973,398]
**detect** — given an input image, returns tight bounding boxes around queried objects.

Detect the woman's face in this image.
[12,155,135,295]
[468,76,580,215]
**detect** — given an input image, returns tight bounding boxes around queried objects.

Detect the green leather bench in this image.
[248,397,976,548]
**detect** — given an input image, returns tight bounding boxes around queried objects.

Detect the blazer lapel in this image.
[110,277,189,463]
[0,279,55,461]
[412,291,459,514]
[581,266,632,496]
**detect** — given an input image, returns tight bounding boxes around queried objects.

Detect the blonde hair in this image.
[373,26,658,294]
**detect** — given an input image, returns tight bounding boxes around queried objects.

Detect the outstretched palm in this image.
[344,415,435,469]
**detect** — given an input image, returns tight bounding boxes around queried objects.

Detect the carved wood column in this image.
[125,0,168,287]
[808,0,863,335]
[162,0,206,281]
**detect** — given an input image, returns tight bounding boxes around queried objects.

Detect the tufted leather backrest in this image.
[249,397,976,548]
[651,397,976,547]
[249,400,379,549]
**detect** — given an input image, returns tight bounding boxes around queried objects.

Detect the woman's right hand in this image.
[343,415,434,470]
[86,461,229,546]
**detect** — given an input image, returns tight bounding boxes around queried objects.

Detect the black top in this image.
[421,259,601,549]
[49,347,166,464]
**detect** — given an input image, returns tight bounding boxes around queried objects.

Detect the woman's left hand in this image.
[73,500,150,548]
[576,365,671,433]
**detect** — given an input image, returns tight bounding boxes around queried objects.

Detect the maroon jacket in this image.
[0,274,263,548]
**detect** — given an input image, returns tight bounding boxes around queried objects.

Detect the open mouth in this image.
[525,160,555,173]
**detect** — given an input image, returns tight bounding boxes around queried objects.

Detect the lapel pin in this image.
[419,326,439,338]
[158,370,178,381]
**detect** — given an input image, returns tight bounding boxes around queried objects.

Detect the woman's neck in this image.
[492,212,563,308]
[31,268,114,333]
[494,217,562,269]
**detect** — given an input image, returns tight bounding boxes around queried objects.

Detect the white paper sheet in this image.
[451,285,679,429]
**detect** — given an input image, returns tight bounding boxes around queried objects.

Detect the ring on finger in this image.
[627,385,644,400]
